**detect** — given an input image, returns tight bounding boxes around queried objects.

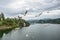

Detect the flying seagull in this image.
[20,10,28,16]
[35,12,43,17]
[24,10,28,16]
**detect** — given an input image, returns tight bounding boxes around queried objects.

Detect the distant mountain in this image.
[28,18,60,24]
[38,18,60,24]
[27,20,39,24]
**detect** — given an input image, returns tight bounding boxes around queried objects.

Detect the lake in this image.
[0,24,60,40]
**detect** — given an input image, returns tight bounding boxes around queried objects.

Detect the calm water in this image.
[0,24,60,40]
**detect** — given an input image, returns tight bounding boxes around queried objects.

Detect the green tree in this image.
[1,12,5,20]
[0,12,5,21]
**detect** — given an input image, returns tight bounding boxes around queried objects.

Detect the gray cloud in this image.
[0,0,60,19]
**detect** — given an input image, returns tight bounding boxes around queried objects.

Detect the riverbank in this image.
[0,19,30,38]
[0,18,30,31]
[0,13,30,31]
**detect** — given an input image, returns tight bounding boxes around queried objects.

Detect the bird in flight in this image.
[35,12,43,17]
[24,10,28,16]
[20,10,28,16]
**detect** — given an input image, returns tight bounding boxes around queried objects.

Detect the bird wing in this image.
[24,10,28,16]
[35,12,43,17]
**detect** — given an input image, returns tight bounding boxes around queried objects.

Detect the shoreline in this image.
[0,24,29,31]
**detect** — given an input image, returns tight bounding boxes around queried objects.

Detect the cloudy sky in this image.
[0,0,60,20]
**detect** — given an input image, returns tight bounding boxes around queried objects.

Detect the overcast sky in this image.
[0,0,60,20]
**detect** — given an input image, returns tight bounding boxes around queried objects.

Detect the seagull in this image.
[20,10,28,16]
[24,10,28,16]
[35,12,43,17]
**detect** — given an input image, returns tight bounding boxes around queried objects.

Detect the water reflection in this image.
[0,29,12,39]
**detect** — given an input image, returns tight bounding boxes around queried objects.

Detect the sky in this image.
[0,0,60,20]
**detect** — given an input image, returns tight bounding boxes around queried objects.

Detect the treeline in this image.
[38,18,60,24]
[0,12,30,30]
[0,18,30,27]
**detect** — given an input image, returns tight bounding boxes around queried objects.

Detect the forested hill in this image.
[38,18,60,24]
[28,18,60,24]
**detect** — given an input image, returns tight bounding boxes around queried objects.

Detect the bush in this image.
[0,21,3,26]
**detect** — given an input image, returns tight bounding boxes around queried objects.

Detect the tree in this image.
[0,12,5,21]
